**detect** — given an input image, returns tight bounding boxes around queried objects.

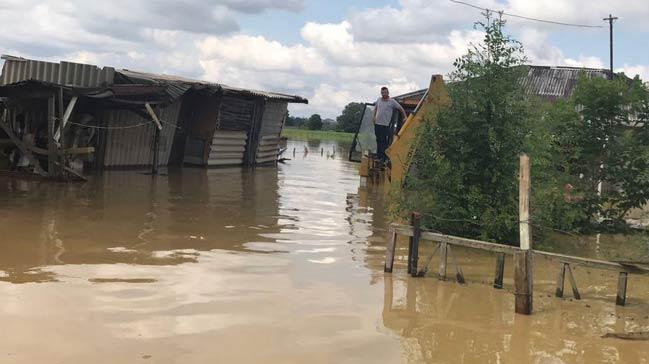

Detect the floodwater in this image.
[1,139,648,364]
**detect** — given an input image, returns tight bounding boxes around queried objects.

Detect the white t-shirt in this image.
[374,98,402,126]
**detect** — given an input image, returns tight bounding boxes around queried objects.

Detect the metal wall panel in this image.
[102,98,182,167]
[207,130,247,166]
[1,56,115,87]
[255,101,287,164]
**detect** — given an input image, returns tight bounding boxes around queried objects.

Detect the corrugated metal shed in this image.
[102,98,182,167]
[117,69,307,103]
[520,66,609,100]
[1,55,115,87]
[256,102,287,164]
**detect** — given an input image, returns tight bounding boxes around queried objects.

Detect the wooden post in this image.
[565,264,581,300]
[616,272,628,306]
[494,253,505,289]
[514,250,533,314]
[519,154,531,250]
[152,126,160,175]
[384,227,397,273]
[408,212,422,276]
[47,94,58,177]
[515,153,533,315]
[438,242,448,280]
[555,263,566,297]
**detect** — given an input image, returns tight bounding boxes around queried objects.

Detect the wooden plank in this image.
[438,242,448,281]
[144,102,163,130]
[448,245,466,284]
[519,153,531,250]
[210,145,246,153]
[565,264,581,300]
[409,212,422,277]
[494,253,505,289]
[54,96,78,142]
[555,263,566,298]
[616,272,628,306]
[384,227,397,273]
[0,113,47,176]
[514,250,533,315]
[394,224,648,275]
[534,250,645,274]
[47,94,58,176]
[422,231,518,255]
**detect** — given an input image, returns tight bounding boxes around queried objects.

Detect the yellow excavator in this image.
[353,75,450,187]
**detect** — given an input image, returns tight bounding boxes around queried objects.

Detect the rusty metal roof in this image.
[1,54,308,104]
[117,69,308,103]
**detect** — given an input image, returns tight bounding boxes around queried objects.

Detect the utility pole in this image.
[603,14,618,80]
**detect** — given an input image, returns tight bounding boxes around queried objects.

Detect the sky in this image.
[0,0,648,118]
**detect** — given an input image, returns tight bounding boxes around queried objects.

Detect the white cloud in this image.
[0,0,648,119]
[619,64,649,80]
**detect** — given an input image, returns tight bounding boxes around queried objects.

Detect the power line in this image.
[450,0,604,29]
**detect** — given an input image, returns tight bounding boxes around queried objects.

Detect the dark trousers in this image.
[375,124,391,161]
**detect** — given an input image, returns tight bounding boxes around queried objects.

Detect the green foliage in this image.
[335,102,365,133]
[547,74,649,225]
[307,113,323,130]
[394,13,649,240]
[395,15,531,243]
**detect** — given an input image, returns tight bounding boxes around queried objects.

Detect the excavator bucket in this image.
[385,75,450,186]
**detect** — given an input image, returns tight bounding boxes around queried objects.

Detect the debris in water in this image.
[602,332,649,340]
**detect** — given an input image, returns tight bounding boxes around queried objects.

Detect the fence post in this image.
[408,212,422,276]
[384,227,397,273]
[616,272,628,306]
[494,253,505,289]
[438,242,448,280]
[514,153,533,315]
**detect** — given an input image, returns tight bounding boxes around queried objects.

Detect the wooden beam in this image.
[409,212,422,277]
[514,250,533,315]
[494,253,505,289]
[519,153,531,250]
[448,245,466,284]
[555,263,566,298]
[438,242,448,281]
[565,264,581,300]
[144,102,163,130]
[384,227,397,273]
[534,250,646,274]
[47,94,58,176]
[54,96,78,142]
[616,272,628,306]
[423,231,518,255]
[515,154,533,315]
[0,111,47,176]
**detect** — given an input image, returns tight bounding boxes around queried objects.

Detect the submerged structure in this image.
[0,55,307,179]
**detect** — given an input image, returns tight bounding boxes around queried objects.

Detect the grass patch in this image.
[282,127,354,143]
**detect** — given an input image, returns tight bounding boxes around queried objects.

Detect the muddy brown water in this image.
[1,139,648,363]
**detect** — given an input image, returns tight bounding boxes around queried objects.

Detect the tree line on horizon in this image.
[285,102,366,133]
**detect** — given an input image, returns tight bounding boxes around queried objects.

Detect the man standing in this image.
[373,86,406,162]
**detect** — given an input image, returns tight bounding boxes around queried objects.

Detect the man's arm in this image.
[372,103,378,123]
[393,100,407,120]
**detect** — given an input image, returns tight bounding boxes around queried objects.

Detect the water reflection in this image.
[1,138,648,363]
[347,174,649,363]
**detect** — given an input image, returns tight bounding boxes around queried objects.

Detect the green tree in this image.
[335,102,366,133]
[395,14,566,244]
[548,74,649,227]
[307,113,323,130]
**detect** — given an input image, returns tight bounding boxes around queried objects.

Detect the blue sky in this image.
[1,0,647,118]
